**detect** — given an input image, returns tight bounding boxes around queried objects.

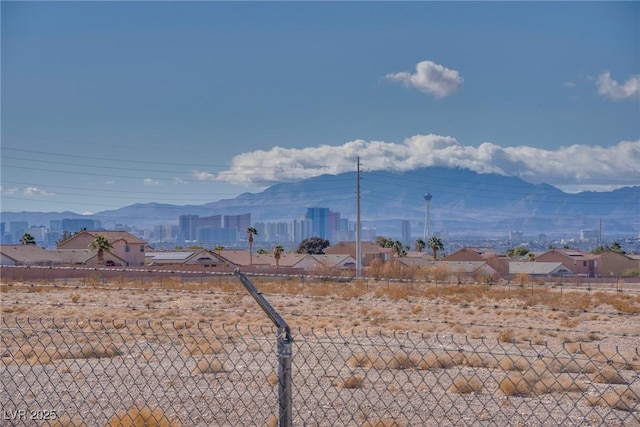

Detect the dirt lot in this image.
[1,271,639,426]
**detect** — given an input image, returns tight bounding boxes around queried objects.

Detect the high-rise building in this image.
[306,208,330,239]
[10,221,29,243]
[423,192,433,240]
[224,213,251,233]
[290,219,313,243]
[179,215,199,242]
[401,220,411,245]
[61,218,97,233]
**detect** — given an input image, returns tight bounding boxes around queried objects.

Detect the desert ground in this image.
[1,270,639,426]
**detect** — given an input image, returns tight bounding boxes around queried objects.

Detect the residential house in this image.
[52,249,126,266]
[508,262,574,278]
[598,250,640,277]
[324,241,394,267]
[0,245,63,266]
[266,253,311,270]
[421,260,499,283]
[217,250,272,269]
[145,250,221,267]
[57,230,147,266]
[443,247,510,275]
[309,254,357,271]
[536,249,601,277]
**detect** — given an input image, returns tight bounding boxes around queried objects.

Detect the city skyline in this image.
[1,2,638,214]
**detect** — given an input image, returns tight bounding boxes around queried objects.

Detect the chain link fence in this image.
[1,269,639,426]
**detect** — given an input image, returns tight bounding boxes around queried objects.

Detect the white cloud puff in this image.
[596,72,640,100]
[385,60,463,98]
[143,178,160,186]
[23,187,55,196]
[214,136,640,192]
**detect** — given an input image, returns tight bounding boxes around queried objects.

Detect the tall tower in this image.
[423,192,433,241]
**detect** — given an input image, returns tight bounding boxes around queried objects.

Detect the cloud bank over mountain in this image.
[212,135,640,193]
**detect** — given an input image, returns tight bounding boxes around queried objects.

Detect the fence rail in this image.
[1,268,639,426]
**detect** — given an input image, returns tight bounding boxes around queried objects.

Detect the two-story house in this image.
[536,249,601,278]
[57,230,147,266]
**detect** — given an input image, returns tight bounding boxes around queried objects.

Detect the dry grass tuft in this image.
[585,387,639,412]
[181,338,223,356]
[498,355,531,372]
[498,329,516,344]
[547,356,599,374]
[591,366,628,384]
[499,372,537,396]
[266,372,278,386]
[533,373,587,394]
[448,375,482,394]
[193,358,227,375]
[360,419,406,427]
[106,405,180,427]
[43,416,87,427]
[347,352,380,369]
[334,375,365,389]
[385,351,422,370]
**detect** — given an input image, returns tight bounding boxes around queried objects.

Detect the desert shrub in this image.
[106,405,180,427]
[347,352,381,369]
[591,366,627,384]
[499,372,537,396]
[193,358,227,375]
[585,387,639,412]
[360,419,405,427]
[547,356,599,374]
[498,355,531,372]
[448,375,482,394]
[498,329,516,343]
[43,416,87,427]
[385,351,422,370]
[266,372,278,386]
[532,373,587,394]
[181,338,223,356]
[334,375,365,389]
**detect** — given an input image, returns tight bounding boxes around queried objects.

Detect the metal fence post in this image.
[234,269,293,427]
[277,325,293,426]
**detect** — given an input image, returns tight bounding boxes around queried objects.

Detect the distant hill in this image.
[2,167,639,236]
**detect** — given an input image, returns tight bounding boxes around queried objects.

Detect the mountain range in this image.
[2,167,639,237]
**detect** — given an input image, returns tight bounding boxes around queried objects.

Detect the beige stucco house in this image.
[57,230,147,266]
[324,241,394,267]
[598,250,640,277]
[536,249,601,277]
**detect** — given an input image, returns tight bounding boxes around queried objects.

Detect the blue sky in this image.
[1,1,639,214]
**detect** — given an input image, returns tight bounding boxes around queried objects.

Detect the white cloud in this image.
[385,60,463,98]
[192,171,216,181]
[23,187,55,196]
[596,71,640,100]
[173,177,188,185]
[214,136,640,192]
[0,186,19,195]
[143,178,160,186]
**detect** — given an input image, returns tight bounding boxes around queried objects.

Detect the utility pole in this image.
[356,157,362,278]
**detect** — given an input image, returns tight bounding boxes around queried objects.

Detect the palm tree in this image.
[88,234,113,266]
[20,233,36,245]
[427,236,444,261]
[247,227,258,266]
[273,245,284,269]
[414,238,426,252]
[392,240,408,257]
